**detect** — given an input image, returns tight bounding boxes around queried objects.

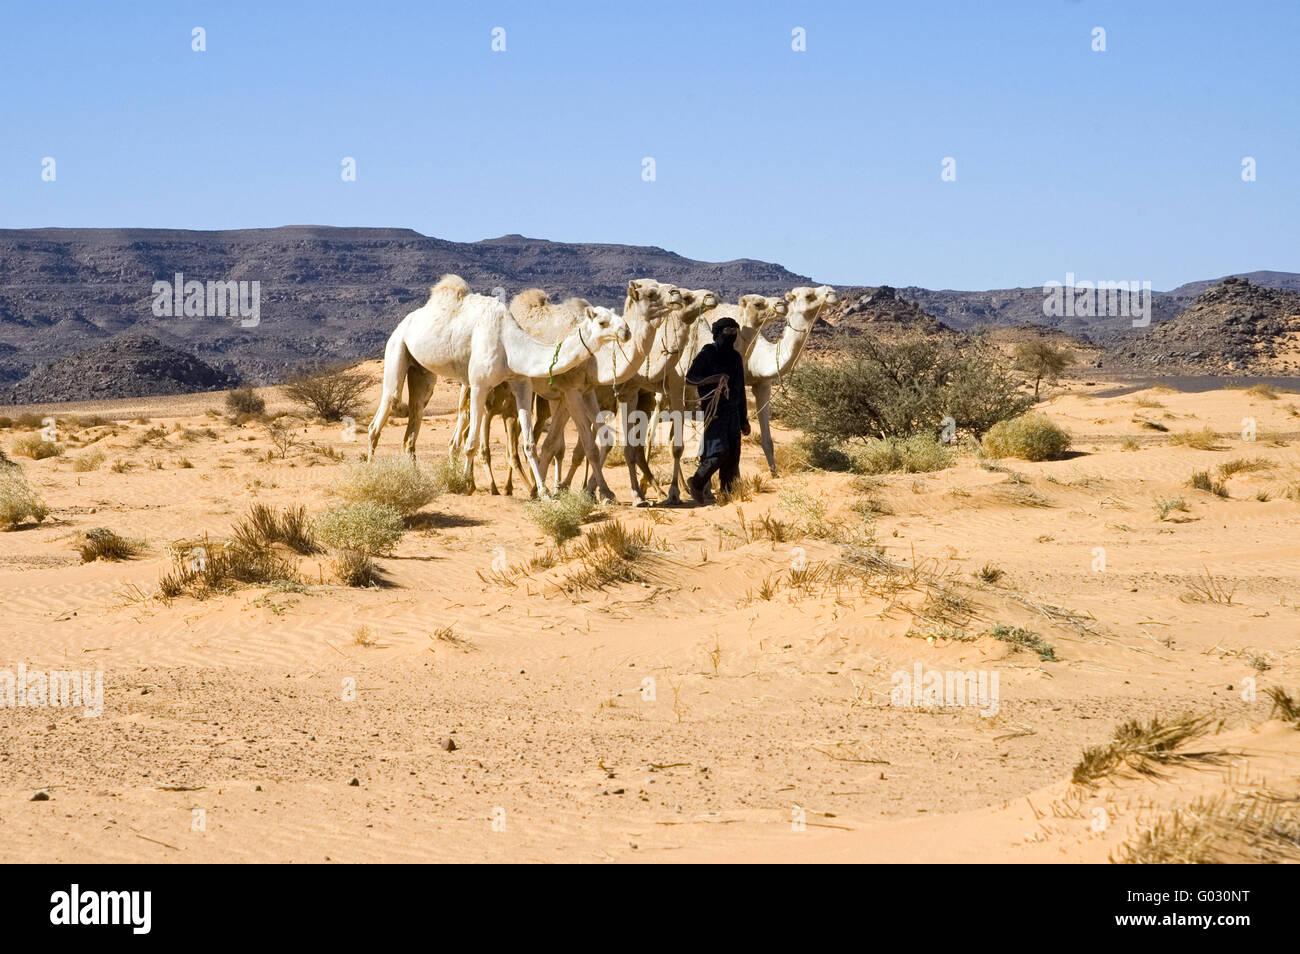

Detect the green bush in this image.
[314,501,405,556]
[11,433,64,460]
[774,333,1032,442]
[981,413,1071,461]
[333,457,439,518]
[525,490,596,545]
[847,434,954,474]
[0,465,48,529]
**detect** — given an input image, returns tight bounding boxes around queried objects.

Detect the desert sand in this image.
[1,373,1297,863]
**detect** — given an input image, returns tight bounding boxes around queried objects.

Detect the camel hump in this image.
[509,288,551,315]
[560,297,595,318]
[429,274,470,302]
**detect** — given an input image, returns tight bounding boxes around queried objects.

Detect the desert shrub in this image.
[1119,435,1141,451]
[314,501,405,586]
[73,449,106,472]
[79,527,141,562]
[430,454,475,495]
[313,501,405,556]
[988,624,1056,661]
[525,490,596,545]
[981,413,1071,461]
[798,436,852,472]
[0,417,11,429]
[847,434,953,474]
[10,433,64,460]
[1153,496,1188,520]
[332,457,439,518]
[225,386,266,416]
[1246,383,1279,400]
[774,333,1032,442]
[14,413,43,429]
[1072,712,1216,787]
[158,536,299,600]
[0,466,48,529]
[1013,341,1074,399]
[1218,457,1272,478]
[1188,470,1229,497]
[560,520,672,594]
[281,366,370,421]
[1168,427,1223,451]
[233,503,319,554]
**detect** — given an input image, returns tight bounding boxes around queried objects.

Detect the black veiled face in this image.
[714,327,738,351]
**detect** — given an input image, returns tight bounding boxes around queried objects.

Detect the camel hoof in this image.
[490,486,500,496]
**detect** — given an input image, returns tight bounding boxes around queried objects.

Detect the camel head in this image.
[783,285,840,332]
[736,294,788,332]
[625,279,682,325]
[677,288,720,324]
[581,304,632,346]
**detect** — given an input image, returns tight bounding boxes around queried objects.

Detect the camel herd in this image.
[367,274,838,505]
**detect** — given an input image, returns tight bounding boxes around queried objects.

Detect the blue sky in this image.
[2,0,1296,289]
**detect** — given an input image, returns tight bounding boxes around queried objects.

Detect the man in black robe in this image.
[685,316,750,504]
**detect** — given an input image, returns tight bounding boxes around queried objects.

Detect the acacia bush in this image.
[282,365,370,421]
[773,333,1031,443]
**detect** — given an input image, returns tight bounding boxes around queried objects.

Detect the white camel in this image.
[634,294,788,503]
[366,274,629,494]
[748,285,839,475]
[517,281,681,499]
[562,287,721,505]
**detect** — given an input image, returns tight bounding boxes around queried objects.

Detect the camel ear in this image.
[627,281,639,302]
[785,291,796,303]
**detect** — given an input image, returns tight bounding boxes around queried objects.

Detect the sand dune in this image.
[1,377,1297,862]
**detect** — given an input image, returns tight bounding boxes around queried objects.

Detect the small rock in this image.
[31,790,50,801]
[348,777,360,786]
[441,737,457,752]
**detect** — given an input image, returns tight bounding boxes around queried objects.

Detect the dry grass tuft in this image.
[79,527,142,563]
[1169,426,1224,451]
[1113,791,1300,864]
[1072,711,1219,787]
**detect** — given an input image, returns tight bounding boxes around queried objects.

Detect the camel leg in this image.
[510,379,551,499]
[402,365,435,460]
[628,390,659,505]
[752,380,778,476]
[449,383,470,457]
[461,383,487,495]
[537,398,570,493]
[564,389,615,502]
[368,337,411,459]
[480,410,501,495]
[664,382,690,505]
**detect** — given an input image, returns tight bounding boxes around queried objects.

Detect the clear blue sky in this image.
[2,0,1296,290]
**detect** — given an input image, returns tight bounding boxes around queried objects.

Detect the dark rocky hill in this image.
[1099,277,1300,375]
[0,227,812,394]
[7,334,236,404]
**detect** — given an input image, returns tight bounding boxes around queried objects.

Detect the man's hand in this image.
[741,418,751,436]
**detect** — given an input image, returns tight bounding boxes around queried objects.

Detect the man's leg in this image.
[718,436,742,494]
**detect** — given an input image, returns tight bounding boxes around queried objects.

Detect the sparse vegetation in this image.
[78,527,142,563]
[774,332,1032,442]
[560,520,672,594]
[1072,712,1218,787]
[1113,791,1300,863]
[430,455,475,496]
[980,413,1071,461]
[1188,469,1229,498]
[1013,340,1074,400]
[1153,495,1189,521]
[73,449,106,472]
[847,434,953,474]
[976,563,1004,584]
[0,465,49,529]
[333,457,439,518]
[1218,457,1272,478]
[987,624,1056,661]
[313,501,406,587]
[525,490,596,544]
[10,433,64,460]
[233,503,319,555]
[225,386,266,416]
[281,366,370,421]
[1169,426,1223,451]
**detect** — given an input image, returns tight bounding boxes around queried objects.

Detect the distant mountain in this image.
[1099,276,1300,375]
[0,226,1295,402]
[0,226,811,391]
[8,333,235,404]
